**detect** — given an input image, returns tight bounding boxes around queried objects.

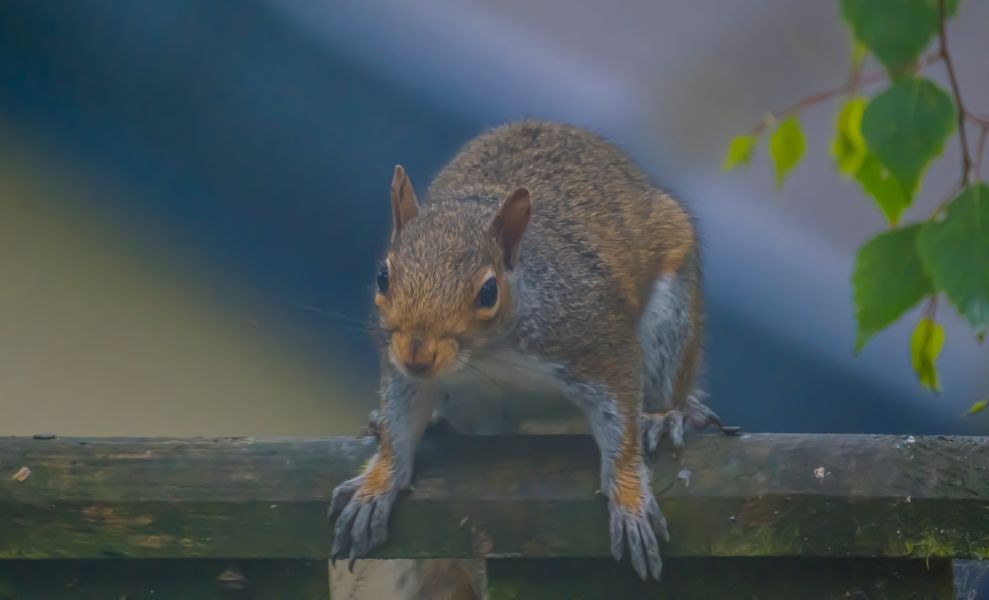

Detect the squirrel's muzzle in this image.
[402,337,435,375]
[391,332,455,378]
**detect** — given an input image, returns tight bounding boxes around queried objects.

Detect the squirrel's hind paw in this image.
[641,410,684,454]
[641,396,738,454]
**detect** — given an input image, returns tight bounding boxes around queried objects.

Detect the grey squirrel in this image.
[329,121,731,583]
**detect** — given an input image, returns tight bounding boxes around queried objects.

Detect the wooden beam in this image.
[486,558,955,599]
[1,434,986,560]
[0,559,329,599]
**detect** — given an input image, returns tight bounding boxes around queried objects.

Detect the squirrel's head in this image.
[374,165,531,379]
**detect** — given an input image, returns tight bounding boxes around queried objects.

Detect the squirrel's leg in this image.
[566,368,668,581]
[329,369,437,568]
[639,272,733,454]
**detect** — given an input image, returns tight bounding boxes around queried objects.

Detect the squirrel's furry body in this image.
[433,121,700,390]
[329,121,725,595]
[408,122,703,424]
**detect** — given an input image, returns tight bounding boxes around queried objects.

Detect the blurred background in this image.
[1,0,987,439]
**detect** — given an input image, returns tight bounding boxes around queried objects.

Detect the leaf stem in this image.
[938,0,972,185]
[930,180,965,219]
[974,123,988,182]
[749,52,942,136]
[923,294,938,321]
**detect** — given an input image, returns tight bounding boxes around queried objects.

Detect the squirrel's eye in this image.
[376,264,389,294]
[477,277,498,308]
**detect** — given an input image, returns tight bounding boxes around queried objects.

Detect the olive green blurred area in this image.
[0,128,367,436]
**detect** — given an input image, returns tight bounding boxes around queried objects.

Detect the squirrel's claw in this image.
[327,476,362,520]
[647,493,670,544]
[608,492,667,581]
[641,396,738,455]
[329,478,398,570]
[330,495,358,562]
[683,395,727,432]
[641,411,683,454]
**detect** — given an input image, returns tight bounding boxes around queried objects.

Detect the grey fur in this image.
[561,379,623,482]
[641,518,664,580]
[350,502,374,560]
[626,511,646,577]
[329,121,726,590]
[378,371,439,489]
[609,499,625,561]
[331,369,437,569]
[369,490,395,548]
[638,266,695,413]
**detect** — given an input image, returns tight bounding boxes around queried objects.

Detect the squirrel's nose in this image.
[403,337,436,376]
[403,360,432,375]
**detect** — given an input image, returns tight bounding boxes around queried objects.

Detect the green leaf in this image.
[853,224,934,352]
[854,154,912,225]
[722,135,758,172]
[968,399,988,415]
[917,184,989,333]
[769,116,806,189]
[840,0,958,76]
[910,316,944,392]
[860,78,956,198]
[831,97,868,177]
[832,97,910,224]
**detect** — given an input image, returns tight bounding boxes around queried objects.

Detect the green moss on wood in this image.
[0,434,986,560]
[487,557,955,599]
[0,559,328,600]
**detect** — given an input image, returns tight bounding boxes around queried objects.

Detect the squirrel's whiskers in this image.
[329,121,731,587]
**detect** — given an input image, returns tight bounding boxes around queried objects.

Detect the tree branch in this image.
[923,294,938,321]
[931,179,966,218]
[975,124,988,182]
[938,0,972,185]
[749,52,942,136]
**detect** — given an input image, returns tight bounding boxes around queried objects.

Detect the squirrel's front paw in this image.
[328,476,398,569]
[608,478,669,580]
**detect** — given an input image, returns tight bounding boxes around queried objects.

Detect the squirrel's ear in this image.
[390,164,419,241]
[489,187,531,270]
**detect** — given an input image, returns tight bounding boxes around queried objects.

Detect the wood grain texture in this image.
[0,433,986,560]
[487,558,955,600]
[0,559,328,599]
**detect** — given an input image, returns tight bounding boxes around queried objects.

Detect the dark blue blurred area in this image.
[0,0,980,435]
[1,0,478,387]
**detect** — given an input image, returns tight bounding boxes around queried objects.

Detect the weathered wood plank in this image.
[0,559,329,600]
[0,434,986,560]
[486,558,955,599]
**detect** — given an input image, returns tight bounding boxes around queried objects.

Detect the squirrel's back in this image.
[429,121,652,196]
[428,121,696,316]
